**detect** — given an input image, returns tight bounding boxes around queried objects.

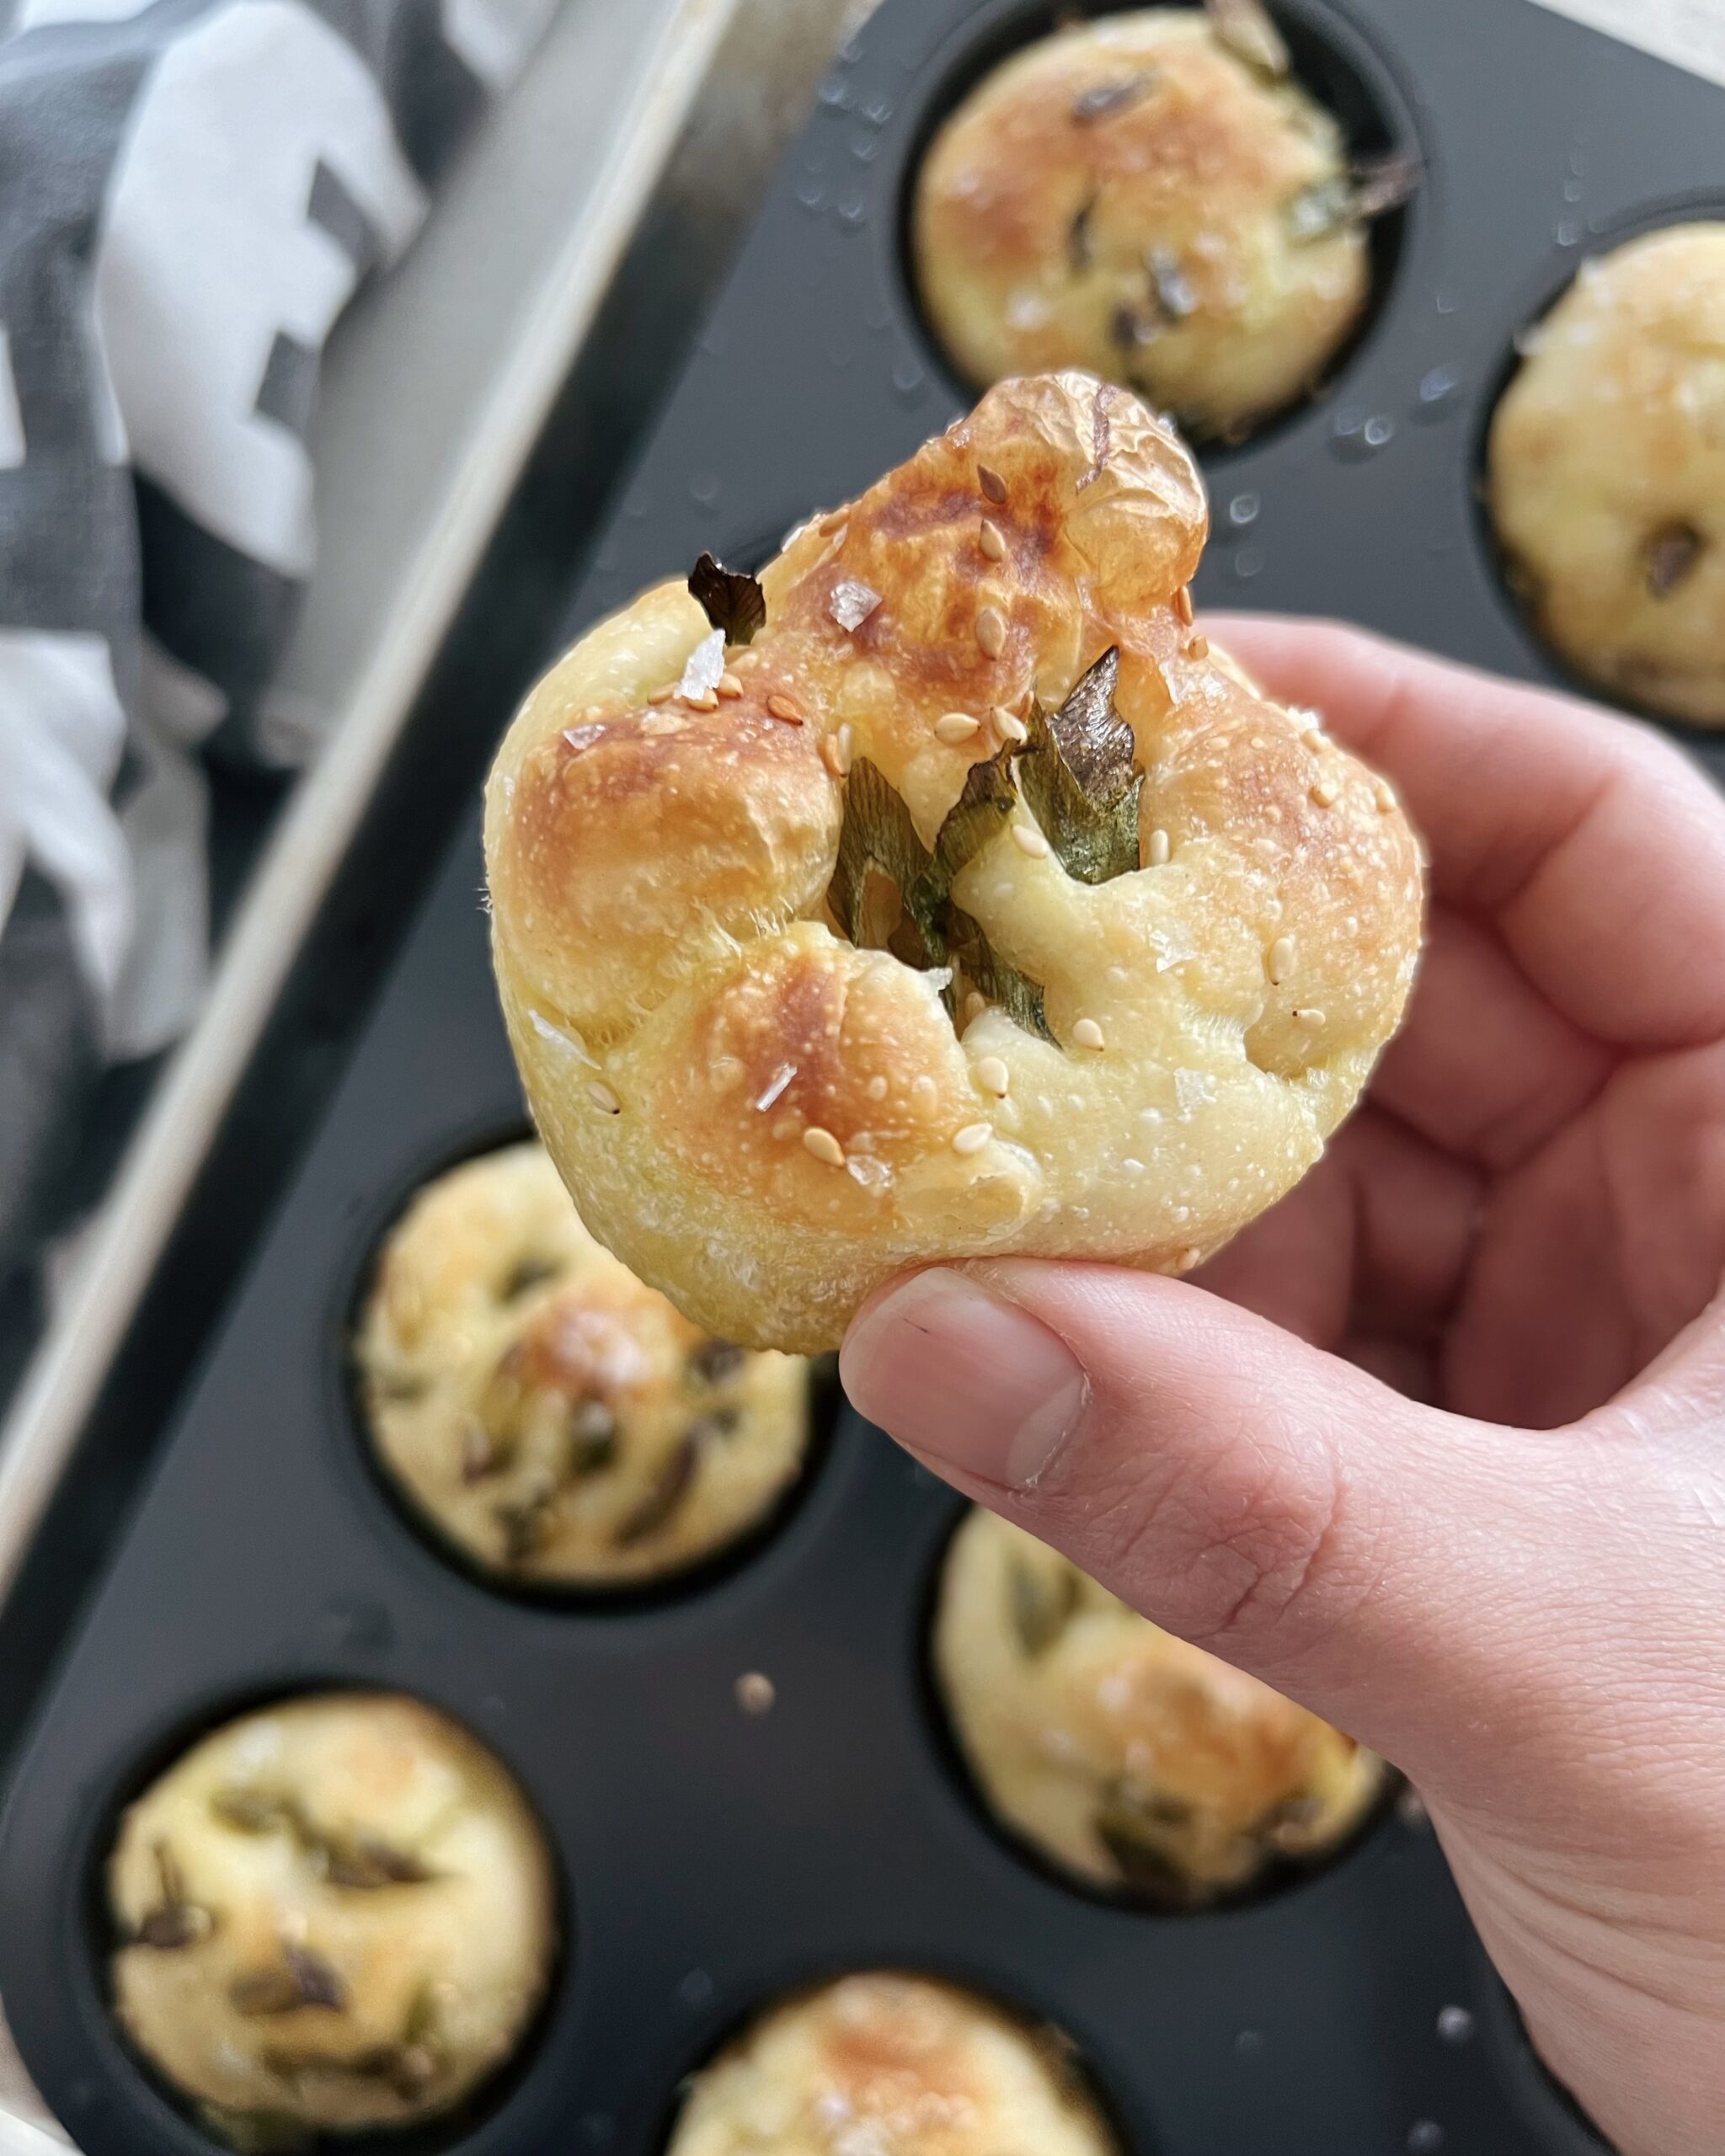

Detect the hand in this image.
[840,621,1725,2156]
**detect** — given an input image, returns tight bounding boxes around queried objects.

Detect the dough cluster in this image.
[913,10,1372,439]
[107,1694,555,2142]
[665,1972,1116,2156]
[1489,222,1725,726]
[355,1142,809,1585]
[485,372,1423,1352]
[934,1510,1384,1900]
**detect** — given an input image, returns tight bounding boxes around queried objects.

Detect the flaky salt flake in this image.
[829,579,883,632]
[678,628,727,700]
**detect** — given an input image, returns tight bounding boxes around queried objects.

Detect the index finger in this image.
[1207,616,1725,1050]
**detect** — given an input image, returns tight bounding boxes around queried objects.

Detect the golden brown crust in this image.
[1488,223,1725,727]
[665,1973,1116,2156]
[933,1510,1384,1898]
[485,371,1423,1352]
[354,1143,809,1584]
[107,1694,555,2139]
[912,12,1369,438]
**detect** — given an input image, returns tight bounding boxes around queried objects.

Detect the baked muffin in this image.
[1488,222,1725,726]
[914,8,1410,440]
[108,1694,555,2145]
[934,1509,1383,1902]
[355,1142,809,1586]
[483,371,1423,1353]
[665,1972,1115,2156]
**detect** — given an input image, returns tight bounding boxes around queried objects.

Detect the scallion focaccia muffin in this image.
[484,371,1423,1353]
[665,1972,1116,2156]
[1488,222,1725,726]
[355,1142,809,1585]
[913,7,1414,439]
[108,1694,555,2145]
[933,1509,1384,1903]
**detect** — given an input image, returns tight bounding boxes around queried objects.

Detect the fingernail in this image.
[840,1269,1087,1489]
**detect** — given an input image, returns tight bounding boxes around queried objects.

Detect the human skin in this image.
[841,621,1725,2156]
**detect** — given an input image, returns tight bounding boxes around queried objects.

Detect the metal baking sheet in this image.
[5,0,1719,2149]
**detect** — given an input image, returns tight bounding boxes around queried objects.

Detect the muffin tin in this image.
[5,0,1723,2148]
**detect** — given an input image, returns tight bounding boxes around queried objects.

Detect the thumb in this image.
[840,1261,1596,1797]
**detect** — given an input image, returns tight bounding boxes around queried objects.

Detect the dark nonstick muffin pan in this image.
[6,0,1722,2148]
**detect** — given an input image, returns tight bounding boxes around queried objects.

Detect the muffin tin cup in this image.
[3,1,1722,2150]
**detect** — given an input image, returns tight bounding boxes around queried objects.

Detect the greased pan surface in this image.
[6,1,1722,2149]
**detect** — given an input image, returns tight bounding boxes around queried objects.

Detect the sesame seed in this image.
[1186,634,1210,659]
[953,1122,992,1155]
[819,509,847,534]
[734,1671,776,1715]
[1375,779,1397,814]
[717,671,744,698]
[1176,1246,1202,1273]
[993,705,1028,744]
[803,1127,845,1166]
[1268,935,1295,985]
[1174,584,1195,625]
[977,462,1008,504]
[1147,827,1171,866]
[935,712,980,744]
[821,723,854,776]
[686,688,718,712]
[976,606,1007,659]
[647,685,676,706]
[1071,1017,1105,1049]
[766,692,804,724]
[1300,725,1325,750]
[976,1055,1011,1097]
[1293,1006,1325,1027]
[1311,776,1340,808]
[1012,824,1050,858]
[586,1081,621,1114]
[866,1075,889,1102]
[979,518,1007,560]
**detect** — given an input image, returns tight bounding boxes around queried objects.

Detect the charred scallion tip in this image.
[569,1396,618,1475]
[230,1945,350,2019]
[1644,520,1705,600]
[689,1337,746,1385]
[1017,648,1144,887]
[319,1833,435,1891]
[1204,0,1289,77]
[613,1428,704,1547]
[1066,189,1097,275]
[134,1839,212,1950]
[499,1255,560,1302]
[1007,1556,1080,1657]
[495,1486,558,1566]
[1288,151,1421,243]
[372,1371,430,1406]
[211,1790,433,1891]
[687,552,766,645]
[1069,70,1156,124]
[1092,1790,1194,1899]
